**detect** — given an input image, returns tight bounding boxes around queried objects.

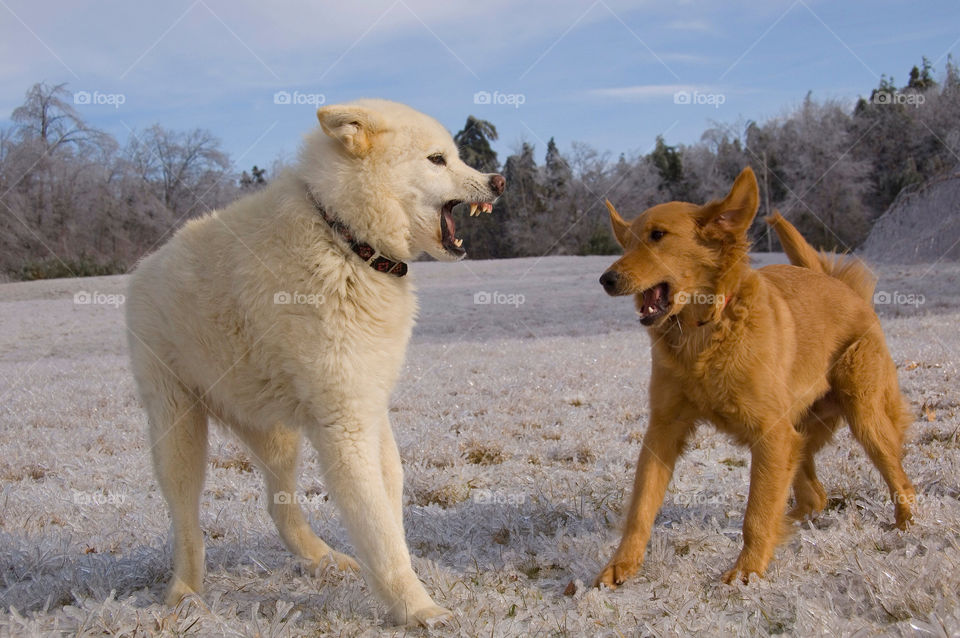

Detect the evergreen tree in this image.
[854,59,947,216]
[648,135,686,200]
[907,57,936,91]
[240,165,267,190]
[503,143,547,256]
[452,117,509,258]
[541,137,578,254]
[543,137,571,197]
[453,116,499,173]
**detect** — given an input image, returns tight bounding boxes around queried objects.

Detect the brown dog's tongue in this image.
[643,285,662,308]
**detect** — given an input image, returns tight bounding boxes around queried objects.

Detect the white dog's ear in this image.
[316,105,381,157]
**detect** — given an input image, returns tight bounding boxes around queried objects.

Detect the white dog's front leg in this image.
[306,418,449,627]
[379,415,405,531]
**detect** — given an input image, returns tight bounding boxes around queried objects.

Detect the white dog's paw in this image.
[408,604,452,629]
[164,577,201,607]
[310,550,360,573]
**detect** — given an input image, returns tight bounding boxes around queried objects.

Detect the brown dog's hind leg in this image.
[790,399,842,521]
[832,333,915,528]
[723,423,803,584]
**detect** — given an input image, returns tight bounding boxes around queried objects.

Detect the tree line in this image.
[0,58,957,279]
[0,82,269,279]
[455,57,960,259]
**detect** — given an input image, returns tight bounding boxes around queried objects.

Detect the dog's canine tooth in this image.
[453,237,463,247]
[470,203,479,216]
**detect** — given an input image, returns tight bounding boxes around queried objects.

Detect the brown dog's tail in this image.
[766,211,876,302]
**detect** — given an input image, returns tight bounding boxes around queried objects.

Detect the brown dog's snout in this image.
[489,174,506,196]
[599,270,621,295]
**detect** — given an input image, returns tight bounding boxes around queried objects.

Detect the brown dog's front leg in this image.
[595,414,694,589]
[722,425,802,584]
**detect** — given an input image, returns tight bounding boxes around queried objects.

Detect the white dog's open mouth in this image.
[440,200,494,256]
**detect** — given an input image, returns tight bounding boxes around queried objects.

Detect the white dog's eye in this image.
[427,153,446,166]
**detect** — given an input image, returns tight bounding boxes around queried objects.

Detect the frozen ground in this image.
[0,254,958,637]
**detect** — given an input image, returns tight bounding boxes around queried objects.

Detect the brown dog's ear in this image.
[605,199,631,247]
[316,105,381,156]
[698,167,759,238]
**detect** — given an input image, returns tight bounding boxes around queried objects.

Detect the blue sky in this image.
[2,0,958,172]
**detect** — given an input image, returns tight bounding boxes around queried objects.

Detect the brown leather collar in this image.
[696,294,733,327]
[305,187,408,277]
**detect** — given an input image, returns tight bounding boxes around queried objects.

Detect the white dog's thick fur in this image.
[125,100,504,627]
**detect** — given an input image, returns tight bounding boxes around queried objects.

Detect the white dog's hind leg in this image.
[234,423,359,572]
[306,419,450,627]
[143,377,209,606]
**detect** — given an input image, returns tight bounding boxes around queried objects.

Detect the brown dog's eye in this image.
[428,153,446,166]
[650,229,666,241]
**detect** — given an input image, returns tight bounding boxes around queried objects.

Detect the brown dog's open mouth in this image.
[440,199,494,256]
[638,282,671,325]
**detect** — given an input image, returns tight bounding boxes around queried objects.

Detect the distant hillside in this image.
[860,172,960,264]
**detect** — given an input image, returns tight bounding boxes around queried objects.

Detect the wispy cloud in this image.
[665,19,713,32]
[587,84,696,101]
[659,52,714,64]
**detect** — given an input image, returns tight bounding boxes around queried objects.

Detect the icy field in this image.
[1,255,958,637]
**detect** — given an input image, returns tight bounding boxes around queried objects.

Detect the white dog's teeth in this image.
[453,238,463,247]
[469,203,479,216]
[482,202,493,213]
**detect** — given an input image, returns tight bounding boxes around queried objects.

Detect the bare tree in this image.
[4,59,959,276]
[128,125,232,217]
[10,82,103,153]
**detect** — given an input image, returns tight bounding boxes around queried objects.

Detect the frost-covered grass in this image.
[1,255,958,637]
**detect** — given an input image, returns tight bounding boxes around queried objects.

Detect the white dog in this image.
[126,99,504,626]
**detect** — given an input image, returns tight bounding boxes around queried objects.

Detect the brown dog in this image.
[595,167,914,588]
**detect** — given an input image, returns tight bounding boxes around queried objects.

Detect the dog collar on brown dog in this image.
[696,294,733,327]
[305,187,408,277]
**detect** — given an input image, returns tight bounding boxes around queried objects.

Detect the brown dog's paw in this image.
[594,557,640,590]
[894,509,914,530]
[894,492,915,530]
[721,557,766,585]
